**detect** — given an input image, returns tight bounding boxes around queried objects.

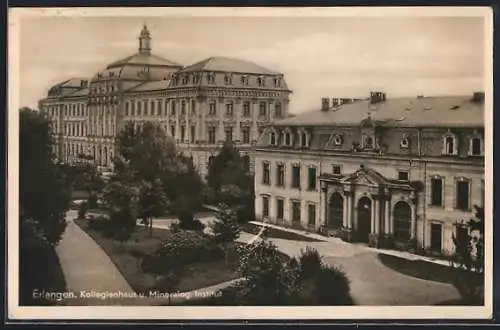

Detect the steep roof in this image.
[128,79,171,92]
[275,95,484,128]
[179,56,280,74]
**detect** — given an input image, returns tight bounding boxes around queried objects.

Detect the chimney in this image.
[370,91,385,104]
[472,91,485,103]
[321,97,330,111]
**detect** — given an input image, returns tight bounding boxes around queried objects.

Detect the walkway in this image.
[58,211,460,306]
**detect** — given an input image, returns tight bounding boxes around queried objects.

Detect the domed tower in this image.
[139,24,151,55]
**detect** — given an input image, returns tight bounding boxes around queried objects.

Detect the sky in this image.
[18,14,486,114]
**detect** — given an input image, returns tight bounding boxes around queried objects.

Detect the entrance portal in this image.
[328,193,343,229]
[357,197,372,242]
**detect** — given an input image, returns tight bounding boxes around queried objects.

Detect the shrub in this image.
[141,230,223,274]
[178,211,205,231]
[77,202,88,220]
[311,265,353,305]
[298,246,323,280]
[87,215,109,231]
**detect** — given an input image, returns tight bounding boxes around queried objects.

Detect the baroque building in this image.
[39,25,292,177]
[254,91,485,255]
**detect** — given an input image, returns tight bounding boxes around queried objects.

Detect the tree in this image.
[138,179,169,237]
[19,109,70,245]
[211,204,241,263]
[237,240,300,305]
[206,142,254,223]
[101,179,139,238]
[19,109,71,304]
[451,205,484,305]
[113,122,205,225]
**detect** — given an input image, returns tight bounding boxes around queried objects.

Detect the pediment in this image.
[341,167,387,187]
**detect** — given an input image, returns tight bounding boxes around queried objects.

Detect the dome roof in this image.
[180,56,279,74]
[106,53,182,69]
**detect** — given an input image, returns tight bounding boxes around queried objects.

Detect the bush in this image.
[298,246,323,280]
[141,230,223,274]
[311,265,353,305]
[77,202,88,220]
[178,212,205,231]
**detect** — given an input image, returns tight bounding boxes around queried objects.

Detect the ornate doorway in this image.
[357,197,372,242]
[328,193,343,229]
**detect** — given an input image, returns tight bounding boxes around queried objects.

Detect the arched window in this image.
[270,132,277,145]
[171,101,177,116]
[328,193,343,229]
[363,135,374,149]
[393,201,412,242]
[103,146,108,166]
[182,100,187,115]
[125,102,130,116]
[444,135,456,155]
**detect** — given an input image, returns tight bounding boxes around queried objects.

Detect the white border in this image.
[7,6,494,321]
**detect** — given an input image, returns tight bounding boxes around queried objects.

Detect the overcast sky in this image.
[18,15,485,114]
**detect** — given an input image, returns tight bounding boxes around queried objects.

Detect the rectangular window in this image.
[190,126,196,143]
[430,178,443,206]
[398,171,409,181]
[308,167,317,190]
[157,101,162,116]
[276,199,284,220]
[308,204,316,226]
[243,102,251,117]
[332,165,342,175]
[456,180,470,211]
[263,162,270,185]
[259,102,267,117]
[226,103,234,117]
[150,100,155,115]
[275,103,283,118]
[180,126,186,141]
[208,127,216,144]
[242,127,250,143]
[291,201,301,224]
[276,163,285,187]
[292,165,301,189]
[143,101,148,115]
[262,196,269,217]
[225,127,233,141]
[170,125,176,138]
[137,101,142,115]
[209,102,217,116]
[471,138,482,155]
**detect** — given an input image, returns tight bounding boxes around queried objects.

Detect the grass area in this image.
[377,253,482,285]
[74,218,240,294]
[241,222,323,242]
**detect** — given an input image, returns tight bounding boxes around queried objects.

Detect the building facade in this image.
[39,25,292,177]
[254,92,485,255]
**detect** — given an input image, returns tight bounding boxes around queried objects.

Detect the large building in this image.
[254,91,485,255]
[39,25,292,177]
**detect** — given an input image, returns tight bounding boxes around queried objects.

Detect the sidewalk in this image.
[249,220,453,267]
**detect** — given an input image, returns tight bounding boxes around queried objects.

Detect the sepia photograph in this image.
[7,6,493,320]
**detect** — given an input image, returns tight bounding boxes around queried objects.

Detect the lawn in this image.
[241,222,323,242]
[377,253,482,285]
[74,218,240,294]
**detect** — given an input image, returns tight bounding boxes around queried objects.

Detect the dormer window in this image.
[334,135,343,146]
[282,129,293,147]
[443,133,457,155]
[470,135,483,156]
[274,77,281,88]
[257,76,265,87]
[400,134,410,149]
[193,74,200,84]
[224,74,233,85]
[207,73,216,85]
[182,75,189,85]
[299,129,309,148]
[270,131,277,145]
[241,75,249,85]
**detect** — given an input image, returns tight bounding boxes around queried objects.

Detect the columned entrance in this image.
[328,193,343,229]
[357,197,372,242]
